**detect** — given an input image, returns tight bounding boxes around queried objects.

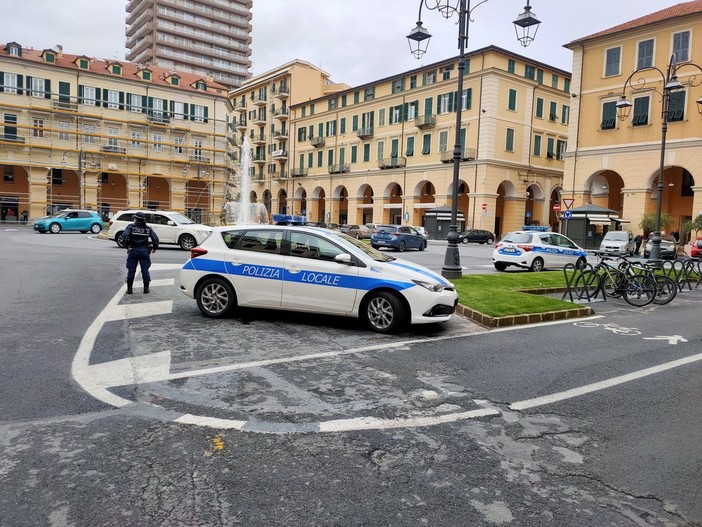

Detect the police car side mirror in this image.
[334,253,352,265]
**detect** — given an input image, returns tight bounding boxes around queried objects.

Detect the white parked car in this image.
[179,225,458,333]
[492,230,588,272]
[108,210,212,251]
[599,230,635,256]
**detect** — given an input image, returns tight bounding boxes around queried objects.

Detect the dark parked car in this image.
[643,233,678,259]
[458,229,495,244]
[371,225,427,252]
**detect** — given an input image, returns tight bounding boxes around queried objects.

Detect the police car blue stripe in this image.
[387,261,449,285]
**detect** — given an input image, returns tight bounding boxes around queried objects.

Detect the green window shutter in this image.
[506,129,514,151]
[318,123,323,137]
[363,143,370,162]
[424,97,433,115]
[317,150,323,167]
[147,96,153,111]
[297,128,304,142]
[327,149,334,166]
[547,137,555,156]
[102,88,109,107]
[340,117,346,134]
[422,134,431,154]
[536,98,544,118]
[119,92,125,110]
[78,84,84,104]
[406,136,414,156]
[391,139,398,158]
[16,74,23,95]
[0,72,5,93]
[204,106,209,123]
[448,91,455,112]
[465,88,472,110]
[533,135,542,156]
[508,89,517,111]
[190,104,197,121]
[299,153,304,168]
[402,102,408,121]
[308,125,313,138]
[459,127,466,149]
[351,145,357,163]
[25,76,33,95]
[308,152,313,167]
[58,81,70,102]
[549,101,557,120]
[436,95,442,114]
[339,147,345,165]
[352,115,358,131]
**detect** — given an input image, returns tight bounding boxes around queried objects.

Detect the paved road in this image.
[1,225,701,526]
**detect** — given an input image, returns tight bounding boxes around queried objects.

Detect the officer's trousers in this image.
[126,247,151,283]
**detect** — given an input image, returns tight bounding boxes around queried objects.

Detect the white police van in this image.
[179,225,458,333]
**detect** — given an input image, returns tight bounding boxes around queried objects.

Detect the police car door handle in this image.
[287,266,301,274]
[227,258,244,266]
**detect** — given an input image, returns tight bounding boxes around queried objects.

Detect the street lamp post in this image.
[616,54,702,262]
[407,0,540,279]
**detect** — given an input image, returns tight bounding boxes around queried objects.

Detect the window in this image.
[4,113,17,140]
[340,118,346,134]
[192,104,206,122]
[561,105,570,125]
[325,120,336,137]
[152,133,163,153]
[83,123,96,143]
[353,91,359,104]
[308,152,313,168]
[363,144,370,162]
[551,74,559,89]
[364,87,375,101]
[556,140,567,160]
[195,81,206,91]
[508,89,517,111]
[378,108,385,126]
[107,90,119,110]
[377,140,384,160]
[78,58,88,69]
[83,86,97,106]
[30,77,47,97]
[442,65,453,81]
[172,101,186,119]
[131,130,143,148]
[524,65,535,80]
[421,134,431,155]
[9,46,20,57]
[173,136,185,154]
[410,75,417,89]
[668,90,685,122]
[289,232,343,261]
[130,94,143,113]
[58,121,70,141]
[549,101,558,121]
[390,105,401,124]
[439,94,451,114]
[536,69,544,84]
[310,103,315,115]
[535,98,544,118]
[533,134,542,156]
[462,88,472,110]
[406,136,414,157]
[317,150,323,167]
[328,97,337,111]
[52,169,63,186]
[4,165,14,182]
[546,137,555,158]
[632,96,649,126]
[142,71,151,81]
[392,79,403,93]
[341,94,347,107]
[112,65,122,75]
[673,31,690,62]
[107,127,119,148]
[351,145,357,163]
[507,59,515,74]
[564,79,570,93]
[44,52,55,63]
[605,47,621,77]
[4,73,17,94]
[637,39,654,69]
[601,101,617,130]
[423,70,437,85]
[239,230,283,254]
[506,128,515,152]
[170,76,179,86]
[439,130,449,152]
[32,118,45,138]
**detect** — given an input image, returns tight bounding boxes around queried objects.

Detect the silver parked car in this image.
[599,230,635,256]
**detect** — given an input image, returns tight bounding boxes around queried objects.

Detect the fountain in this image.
[223,137,269,224]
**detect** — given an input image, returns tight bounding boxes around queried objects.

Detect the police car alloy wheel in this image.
[196,277,236,318]
[363,291,407,333]
[530,257,545,272]
[179,234,197,251]
[49,223,61,234]
[90,223,102,234]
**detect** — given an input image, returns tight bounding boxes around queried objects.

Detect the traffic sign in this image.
[563,210,572,220]
[481,203,487,211]
[553,203,561,212]
[563,198,574,210]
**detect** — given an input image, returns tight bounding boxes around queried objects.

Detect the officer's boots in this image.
[143,281,150,294]
[126,279,134,295]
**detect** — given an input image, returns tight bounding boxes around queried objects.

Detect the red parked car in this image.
[691,238,702,258]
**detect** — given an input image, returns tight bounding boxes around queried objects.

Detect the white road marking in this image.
[175,414,247,430]
[318,408,500,432]
[642,335,688,345]
[151,263,185,271]
[509,351,702,411]
[150,278,175,287]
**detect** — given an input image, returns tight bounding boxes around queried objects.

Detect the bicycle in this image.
[572,254,656,307]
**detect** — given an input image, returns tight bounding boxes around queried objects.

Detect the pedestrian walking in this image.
[123,212,159,294]
[634,233,643,255]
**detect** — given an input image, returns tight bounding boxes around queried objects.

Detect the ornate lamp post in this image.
[616,54,702,262]
[407,0,540,279]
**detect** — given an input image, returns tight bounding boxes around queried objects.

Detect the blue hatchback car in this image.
[371,225,427,252]
[33,209,104,234]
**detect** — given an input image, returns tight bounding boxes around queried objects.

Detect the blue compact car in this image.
[371,225,427,252]
[33,209,104,234]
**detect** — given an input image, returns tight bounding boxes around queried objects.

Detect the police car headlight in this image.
[412,279,446,292]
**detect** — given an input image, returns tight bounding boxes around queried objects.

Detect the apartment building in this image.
[126,0,252,89]
[247,46,570,236]
[227,59,350,214]
[0,42,230,224]
[564,0,702,243]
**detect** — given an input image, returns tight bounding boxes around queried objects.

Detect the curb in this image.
[455,287,595,329]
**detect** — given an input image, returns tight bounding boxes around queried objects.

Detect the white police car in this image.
[492,230,587,272]
[179,225,458,333]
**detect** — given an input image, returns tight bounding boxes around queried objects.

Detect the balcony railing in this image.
[147,113,170,125]
[235,118,247,130]
[227,135,238,146]
[252,154,266,163]
[273,130,288,139]
[101,145,127,155]
[356,126,373,139]
[0,134,25,143]
[440,148,477,163]
[52,100,78,113]
[189,154,210,163]
[276,171,289,179]
[273,109,289,120]
[414,114,436,129]
[291,167,308,177]
[272,149,288,159]
[252,134,267,144]
[310,136,325,147]
[328,164,350,174]
[274,86,289,98]
[251,94,267,106]
[378,157,406,169]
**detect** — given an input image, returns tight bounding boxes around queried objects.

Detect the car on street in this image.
[492,230,587,272]
[108,209,212,250]
[690,238,702,258]
[598,230,635,256]
[411,226,429,240]
[458,229,495,245]
[371,225,427,252]
[179,225,458,333]
[33,209,103,234]
[346,224,373,239]
[643,233,678,259]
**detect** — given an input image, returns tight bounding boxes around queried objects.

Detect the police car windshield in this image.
[169,213,196,224]
[332,232,396,262]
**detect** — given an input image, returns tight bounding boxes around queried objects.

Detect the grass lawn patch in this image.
[451,271,581,318]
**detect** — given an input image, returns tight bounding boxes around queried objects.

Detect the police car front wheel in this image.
[196,277,237,318]
[363,291,407,334]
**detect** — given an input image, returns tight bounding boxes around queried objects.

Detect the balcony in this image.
[252,114,267,126]
[252,154,266,164]
[440,148,477,163]
[235,118,247,131]
[274,86,289,99]
[252,134,267,144]
[233,101,247,113]
[52,100,78,114]
[273,130,288,140]
[101,145,127,155]
[147,113,170,125]
[291,167,308,177]
[0,134,25,143]
[310,136,325,148]
[276,171,289,179]
[378,157,406,169]
[252,94,267,106]
[273,109,289,120]
[356,126,373,140]
[189,154,210,163]
[328,164,350,174]
[414,114,436,129]
[272,149,288,160]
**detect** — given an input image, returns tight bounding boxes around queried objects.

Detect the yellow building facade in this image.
[231,46,570,237]
[0,42,230,224]
[565,1,702,243]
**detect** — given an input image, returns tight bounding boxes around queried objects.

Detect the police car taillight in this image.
[190,247,208,259]
[495,242,503,248]
[516,244,533,252]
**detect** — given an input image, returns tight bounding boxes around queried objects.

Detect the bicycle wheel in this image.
[652,275,677,305]
[623,274,656,307]
[572,270,600,300]
[601,270,625,298]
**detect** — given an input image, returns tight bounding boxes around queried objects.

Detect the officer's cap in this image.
[135,211,146,220]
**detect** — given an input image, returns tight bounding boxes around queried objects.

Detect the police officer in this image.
[123,211,159,294]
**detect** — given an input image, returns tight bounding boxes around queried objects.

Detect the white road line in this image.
[102,301,173,321]
[175,414,247,430]
[318,408,501,432]
[150,278,175,287]
[151,263,185,271]
[509,351,702,411]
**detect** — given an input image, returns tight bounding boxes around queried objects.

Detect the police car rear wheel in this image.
[179,234,197,251]
[363,291,406,334]
[530,257,545,272]
[196,278,236,318]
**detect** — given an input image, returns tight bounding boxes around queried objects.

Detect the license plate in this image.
[502,247,517,253]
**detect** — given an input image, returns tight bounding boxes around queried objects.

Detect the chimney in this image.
[57,45,63,58]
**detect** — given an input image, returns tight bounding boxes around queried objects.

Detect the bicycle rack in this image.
[562,262,603,303]
[662,259,698,292]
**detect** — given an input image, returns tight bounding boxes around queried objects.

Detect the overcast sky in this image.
[0,1,687,87]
